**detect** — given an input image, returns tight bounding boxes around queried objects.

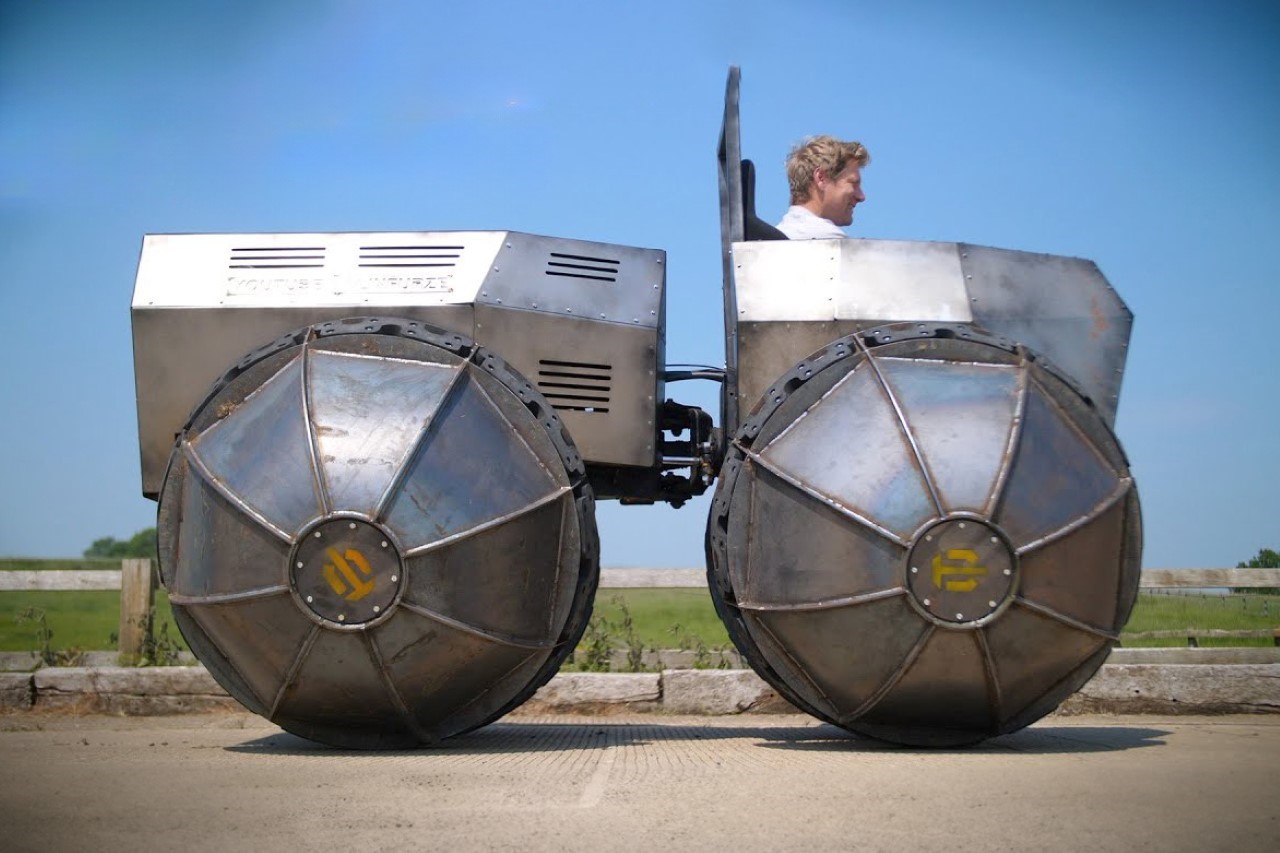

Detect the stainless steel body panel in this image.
[731,238,1132,422]
[132,231,664,496]
[132,231,503,308]
[479,232,665,328]
[733,239,973,323]
[737,320,860,414]
[961,245,1132,419]
[474,305,660,466]
[132,305,475,496]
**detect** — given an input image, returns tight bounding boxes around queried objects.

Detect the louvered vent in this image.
[537,359,611,413]
[359,245,464,268]
[545,252,619,282]
[229,247,325,269]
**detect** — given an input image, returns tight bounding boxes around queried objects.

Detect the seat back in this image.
[741,159,788,241]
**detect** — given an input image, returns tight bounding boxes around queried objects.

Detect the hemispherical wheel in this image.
[707,322,1141,746]
[157,318,598,747]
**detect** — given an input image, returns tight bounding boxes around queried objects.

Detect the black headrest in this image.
[741,160,788,241]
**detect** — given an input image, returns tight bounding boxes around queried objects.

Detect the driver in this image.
[776,136,870,239]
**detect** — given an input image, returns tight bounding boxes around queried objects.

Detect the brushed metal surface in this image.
[962,244,1132,424]
[736,320,860,417]
[733,239,973,324]
[728,239,1132,429]
[474,305,660,468]
[708,326,1142,746]
[479,232,664,328]
[157,324,598,747]
[133,304,474,497]
[133,231,665,495]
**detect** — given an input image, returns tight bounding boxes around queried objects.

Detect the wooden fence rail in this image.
[1123,628,1280,647]
[0,560,155,663]
[1,563,1277,659]
[1136,568,1280,589]
[0,571,127,591]
[594,568,1280,590]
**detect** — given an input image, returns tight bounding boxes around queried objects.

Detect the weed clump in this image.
[16,607,85,667]
[565,596,738,672]
[110,613,184,667]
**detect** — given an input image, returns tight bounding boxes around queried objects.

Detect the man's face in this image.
[814,163,865,226]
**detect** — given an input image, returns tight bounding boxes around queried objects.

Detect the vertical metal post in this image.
[118,558,155,664]
[717,66,744,438]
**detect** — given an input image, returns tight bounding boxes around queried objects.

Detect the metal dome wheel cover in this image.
[707,322,1142,746]
[157,318,598,747]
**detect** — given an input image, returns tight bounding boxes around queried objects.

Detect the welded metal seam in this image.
[843,622,936,724]
[1014,478,1132,557]
[167,585,291,606]
[1012,597,1119,641]
[750,617,842,720]
[1111,488,1143,630]
[175,603,273,716]
[299,340,333,518]
[742,456,759,600]
[544,492,570,640]
[984,351,1031,519]
[874,355,1017,370]
[371,361,469,523]
[741,448,908,547]
[188,350,301,441]
[997,641,1110,733]
[401,487,571,558]
[302,348,459,368]
[993,371,1123,536]
[398,599,556,650]
[974,628,1004,732]
[755,364,861,453]
[1029,372,1126,478]
[735,586,908,612]
[464,362,564,487]
[436,649,544,730]
[855,338,947,512]
[363,630,436,744]
[181,443,294,544]
[268,623,321,720]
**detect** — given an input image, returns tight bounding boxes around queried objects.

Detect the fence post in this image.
[118,558,156,664]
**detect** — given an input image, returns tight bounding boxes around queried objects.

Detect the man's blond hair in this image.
[786,135,870,204]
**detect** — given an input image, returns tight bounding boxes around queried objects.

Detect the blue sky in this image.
[1,0,1276,567]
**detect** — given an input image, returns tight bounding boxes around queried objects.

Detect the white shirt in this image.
[775,205,846,240]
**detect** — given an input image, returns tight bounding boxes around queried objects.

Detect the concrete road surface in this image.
[0,712,1275,852]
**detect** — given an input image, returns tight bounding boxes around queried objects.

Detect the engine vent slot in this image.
[545,252,619,282]
[537,359,612,413]
[359,245,464,268]
[229,247,325,269]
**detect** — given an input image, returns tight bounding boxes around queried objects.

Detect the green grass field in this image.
[0,587,734,659]
[578,591,1280,652]
[0,591,186,657]
[2,583,1276,661]
[1120,592,1279,647]
[585,589,732,649]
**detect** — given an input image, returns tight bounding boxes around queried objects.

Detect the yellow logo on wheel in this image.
[932,548,988,592]
[323,547,376,601]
